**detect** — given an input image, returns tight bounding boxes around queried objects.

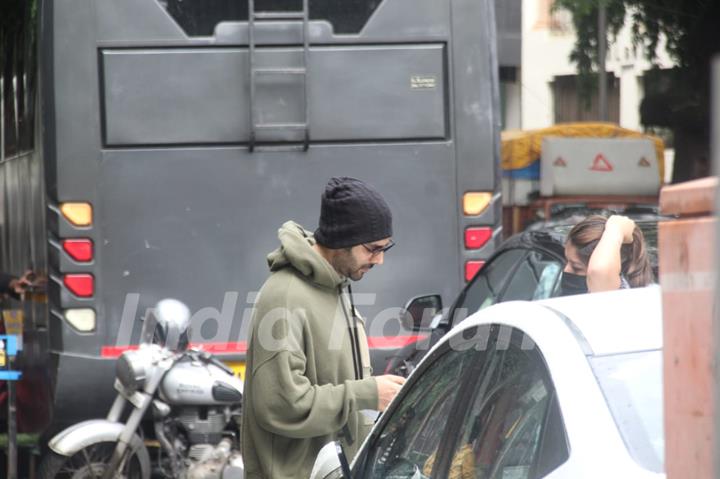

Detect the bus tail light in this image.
[63,239,93,262]
[465,227,492,249]
[60,202,93,227]
[465,261,485,282]
[463,192,492,216]
[64,274,94,297]
[64,308,96,332]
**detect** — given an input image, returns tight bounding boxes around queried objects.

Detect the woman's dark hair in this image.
[566,215,654,287]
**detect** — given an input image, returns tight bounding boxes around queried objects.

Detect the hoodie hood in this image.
[267,221,344,289]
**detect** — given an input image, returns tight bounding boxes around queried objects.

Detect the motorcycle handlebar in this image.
[198,351,236,377]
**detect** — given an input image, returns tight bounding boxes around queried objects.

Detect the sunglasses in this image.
[362,239,395,257]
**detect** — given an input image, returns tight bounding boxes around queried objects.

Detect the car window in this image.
[452,249,526,325]
[533,262,562,299]
[364,346,480,478]
[500,251,562,302]
[445,329,568,479]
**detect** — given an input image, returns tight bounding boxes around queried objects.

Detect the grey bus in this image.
[1,0,502,432]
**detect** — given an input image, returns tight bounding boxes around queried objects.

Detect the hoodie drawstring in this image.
[348,284,364,380]
[340,285,362,380]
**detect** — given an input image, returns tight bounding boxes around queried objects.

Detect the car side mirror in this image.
[310,441,351,479]
[400,294,443,332]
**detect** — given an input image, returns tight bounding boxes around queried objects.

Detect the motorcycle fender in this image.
[49,420,150,467]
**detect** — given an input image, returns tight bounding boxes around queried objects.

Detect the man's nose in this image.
[371,252,384,265]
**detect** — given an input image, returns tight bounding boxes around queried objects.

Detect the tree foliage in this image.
[553,0,720,181]
[0,0,38,155]
[553,0,720,84]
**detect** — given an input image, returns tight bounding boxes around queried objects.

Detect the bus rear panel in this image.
[7,0,502,427]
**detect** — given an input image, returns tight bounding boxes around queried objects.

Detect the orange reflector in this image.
[63,239,93,262]
[465,261,485,282]
[64,274,94,298]
[463,192,492,216]
[60,203,93,227]
[465,227,493,250]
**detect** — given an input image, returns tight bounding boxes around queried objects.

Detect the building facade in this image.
[520,0,675,131]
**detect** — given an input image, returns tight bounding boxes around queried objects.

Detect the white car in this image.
[311,286,664,479]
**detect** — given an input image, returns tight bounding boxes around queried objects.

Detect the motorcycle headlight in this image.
[116,350,147,392]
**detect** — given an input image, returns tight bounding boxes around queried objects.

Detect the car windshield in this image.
[589,350,664,473]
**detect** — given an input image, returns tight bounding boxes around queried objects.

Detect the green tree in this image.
[0,0,38,156]
[553,0,720,183]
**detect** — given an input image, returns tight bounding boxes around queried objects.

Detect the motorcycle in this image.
[39,299,245,479]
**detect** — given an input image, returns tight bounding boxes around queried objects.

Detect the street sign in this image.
[0,334,21,479]
[589,153,614,172]
[0,335,22,381]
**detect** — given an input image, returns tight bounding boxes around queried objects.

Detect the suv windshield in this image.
[589,350,664,473]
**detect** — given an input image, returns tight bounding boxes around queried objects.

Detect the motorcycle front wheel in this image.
[38,441,149,479]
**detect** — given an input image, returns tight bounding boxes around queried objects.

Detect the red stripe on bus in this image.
[197,342,248,354]
[101,335,426,358]
[367,335,427,349]
[100,342,248,358]
[101,345,139,357]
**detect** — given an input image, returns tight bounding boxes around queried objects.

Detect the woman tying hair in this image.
[559,214,654,296]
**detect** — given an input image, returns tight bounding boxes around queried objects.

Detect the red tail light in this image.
[465,261,485,282]
[63,239,93,262]
[465,227,492,250]
[64,274,94,297]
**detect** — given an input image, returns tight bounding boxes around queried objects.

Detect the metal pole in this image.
[712,57,720,479]
[598,1,608,121]
[1,77,4,162]
[302,0,310,150]
[7,355,17,479]
[248,0,256,152]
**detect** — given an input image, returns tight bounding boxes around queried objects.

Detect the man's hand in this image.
[9,270,34,295]
[375,374,406,411]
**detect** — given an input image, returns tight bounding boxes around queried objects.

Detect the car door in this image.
[438,327,570,479]
[356,326,493,478]
[450,248,563,327]
[383,249,528,377]
[450,249,528,326]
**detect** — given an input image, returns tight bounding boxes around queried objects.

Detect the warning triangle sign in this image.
[589,153,613,172]
[638,157,651,167]
[553,156,567,167]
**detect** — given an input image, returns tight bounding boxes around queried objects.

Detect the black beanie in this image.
[314,177,393,249]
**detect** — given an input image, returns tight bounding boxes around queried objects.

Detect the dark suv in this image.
[385,212,661,376]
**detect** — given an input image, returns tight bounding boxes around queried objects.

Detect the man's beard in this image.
[348,263,374,281]
[332,251,373,281]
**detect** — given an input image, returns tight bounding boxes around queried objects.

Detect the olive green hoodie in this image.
[241,221,379,479]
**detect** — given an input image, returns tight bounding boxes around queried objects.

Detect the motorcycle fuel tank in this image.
[160,360,243,405]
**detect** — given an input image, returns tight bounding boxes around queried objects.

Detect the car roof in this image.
[498,229,565,258]
[525,206,665,231]
[536,285,662,355]
[447,285,662,357]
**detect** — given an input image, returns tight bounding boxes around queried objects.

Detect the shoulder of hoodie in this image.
[258,265,336,310]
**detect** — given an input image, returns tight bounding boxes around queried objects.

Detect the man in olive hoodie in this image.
[242,177,406,479]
